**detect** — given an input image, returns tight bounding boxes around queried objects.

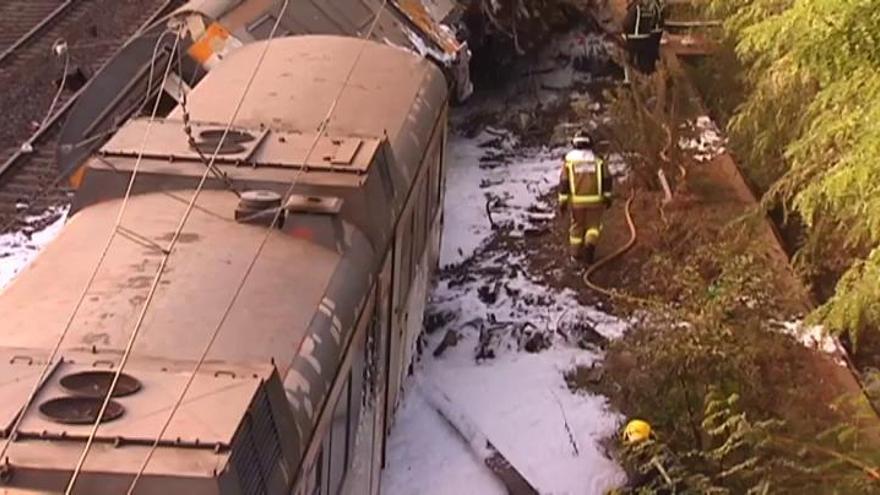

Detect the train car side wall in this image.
[385,109,447,437]
[290,108,448,495]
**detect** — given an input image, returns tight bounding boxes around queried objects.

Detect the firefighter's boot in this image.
[583,244,596,265]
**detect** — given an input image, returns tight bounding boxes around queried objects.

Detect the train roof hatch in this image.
[99,117,382,174]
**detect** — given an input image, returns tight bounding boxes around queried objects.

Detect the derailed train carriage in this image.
[0,34,448,494]
[57,0,472,182]
[171,0,473,100]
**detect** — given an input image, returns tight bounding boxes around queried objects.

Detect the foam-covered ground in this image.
[381,131,627,495]
[0,206,68,291]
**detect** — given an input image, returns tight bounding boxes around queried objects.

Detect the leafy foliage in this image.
[813,248,880,349]
[577,228,880,493]
[613,390,880,494]
[601,68,691,192]
[701,0,880,343]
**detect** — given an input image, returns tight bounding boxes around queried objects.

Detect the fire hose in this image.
[581,112,673,302]
[581,187,637,299]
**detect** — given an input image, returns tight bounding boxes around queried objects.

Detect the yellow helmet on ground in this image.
[623,419,652,444]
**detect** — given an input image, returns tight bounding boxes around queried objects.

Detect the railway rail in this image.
[0,0,181,234]
[0,0,76,61]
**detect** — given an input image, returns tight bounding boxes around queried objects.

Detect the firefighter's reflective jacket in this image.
[623,0,666,36]
[558,149,613,208]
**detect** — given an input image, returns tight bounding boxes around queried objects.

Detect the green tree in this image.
[704,0,880,345]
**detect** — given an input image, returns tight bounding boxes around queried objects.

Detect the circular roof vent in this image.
[198,129,255,143]
[60,370,142,398]
[235,190,284,226]
[190,140,247,155]
[39,397,125,425]
[239,190,282,210]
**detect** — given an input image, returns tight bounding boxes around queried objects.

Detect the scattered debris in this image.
[384,69,626,491]
[434,329,461,357]
[771,319,843,358]
[554,310,612,351]
[425,309,457,334]
[678,115,726,163]
[384,21,635,494]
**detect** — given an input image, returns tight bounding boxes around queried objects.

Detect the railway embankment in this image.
[577,43,880,494]
[385,2,880,493]
[574,2,880,492]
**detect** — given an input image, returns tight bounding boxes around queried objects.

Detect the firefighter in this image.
[623,419,653,444]
[622,0,666,77]
[558,130,613,265]
[623,0,665,37]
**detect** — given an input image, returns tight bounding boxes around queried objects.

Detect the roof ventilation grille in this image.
[39,397,124,425]
[38,370,143,425]
[191,129,256,155]
[235,190,284,228]
[60,370,142,398]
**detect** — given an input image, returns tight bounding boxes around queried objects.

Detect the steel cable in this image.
[64,1,292,491]
[0,27,183,470]
[40,39,70,129]
[124,2,392,492]
[174,36,242,198]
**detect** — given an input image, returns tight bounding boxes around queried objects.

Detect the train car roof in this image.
[167,35,447,176]
[0,189,337,371]
[0,33,449,493]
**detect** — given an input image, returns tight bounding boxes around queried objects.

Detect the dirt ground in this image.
[483,1,880,464]
[393,2,880,490]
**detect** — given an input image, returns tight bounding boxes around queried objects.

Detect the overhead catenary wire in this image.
[64,26,177,151]
[124,2,392,492]
[174,34,241,198]
[0,27,183,469]
[64,1,295,491]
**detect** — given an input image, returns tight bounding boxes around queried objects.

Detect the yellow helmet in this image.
[623,419,652,444]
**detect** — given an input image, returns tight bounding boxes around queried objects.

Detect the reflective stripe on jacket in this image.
[624,0,665,36]
[559,149,612,207]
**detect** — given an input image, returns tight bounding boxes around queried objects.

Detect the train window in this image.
[434,139,444,215]
[438,124,447,206]
[321,434,331,495]
[407,206,416,285]
[428,137,443,219]
[349,329,366,454]
[329,377,351,495]
[394,209,413,307]
[310,450,323,495]
[413,176,426,262]
[419,175,430,256]
[426,149,437,219]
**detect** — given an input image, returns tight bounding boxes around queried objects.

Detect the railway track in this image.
[0,1,73,58]
[0,0,180,234]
